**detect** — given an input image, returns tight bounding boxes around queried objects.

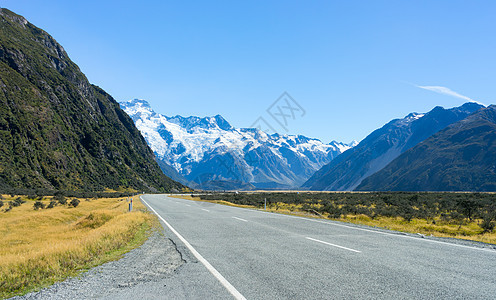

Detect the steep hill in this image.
[0,8,182,192]
[356,105,496,191]
[302,102,483,191]
[121,99,354,190]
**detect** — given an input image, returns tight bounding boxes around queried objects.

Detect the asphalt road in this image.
[141,194,496,300]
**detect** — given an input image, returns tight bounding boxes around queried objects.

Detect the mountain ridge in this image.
[356,105,496,191]
[0,8,183,193]
[302,102,484,191]
[120,99,355,190]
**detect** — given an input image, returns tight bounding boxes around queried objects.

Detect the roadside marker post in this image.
[129,198,133,212]
[264,198,267,210]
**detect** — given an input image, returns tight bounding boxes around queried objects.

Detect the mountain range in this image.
[0,8,182,193]
[120,99,355,190]
[2,7,493,194]
[303,102,484,191]
[356,105,496,191]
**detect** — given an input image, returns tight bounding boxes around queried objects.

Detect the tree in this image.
[457,198,481,221]
[70,199,80,208]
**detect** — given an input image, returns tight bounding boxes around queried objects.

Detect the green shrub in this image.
[70,199,80,208]
[11,198,25,207]
[46,200,57,209]
[480,213,495,233]
[33,201,45,210]
[56,195,67,205]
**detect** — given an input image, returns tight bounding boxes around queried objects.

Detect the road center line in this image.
[141,197,246,300]
[185,204,191,207]
[232,217,248,222]
[201,208,210,212]
[250,209,495,253]
[306,237,361,253]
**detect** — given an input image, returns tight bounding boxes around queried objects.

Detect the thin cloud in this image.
[416,85,485,105]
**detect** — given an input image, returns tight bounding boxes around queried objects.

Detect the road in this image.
[141,194,496,300]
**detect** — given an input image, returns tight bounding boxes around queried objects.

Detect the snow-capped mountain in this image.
[120,99,354,190]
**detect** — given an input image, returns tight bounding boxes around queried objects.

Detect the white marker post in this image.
[129,198,133,212]
[264,198,267,210]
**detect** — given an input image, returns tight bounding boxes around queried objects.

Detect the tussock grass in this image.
[340,214,496,244]
[0,195,154,298]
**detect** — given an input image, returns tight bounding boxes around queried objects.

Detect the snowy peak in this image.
[120,99,354,190]
[166,114,233,132]
[120,99,156,121]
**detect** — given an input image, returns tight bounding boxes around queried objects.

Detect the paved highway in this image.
[141,194,496,299]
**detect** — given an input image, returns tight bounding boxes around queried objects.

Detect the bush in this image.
[480,213,495,233]
[324,203,342,219]
[0,200,3,208]
[46,200,57,209]
[480,219,495,233]
[11,197,25,207]
[56,195,67,205]
[33,201,45,210]
[70,199,80,208]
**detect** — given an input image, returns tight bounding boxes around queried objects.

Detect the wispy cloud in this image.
[415,85,484,105]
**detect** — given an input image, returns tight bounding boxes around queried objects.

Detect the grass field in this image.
[172,194,496,245]
[0,195,155,299]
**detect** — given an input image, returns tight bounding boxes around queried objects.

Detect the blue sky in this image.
[3,1,495,143]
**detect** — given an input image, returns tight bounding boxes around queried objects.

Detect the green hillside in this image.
[0,8,183,193]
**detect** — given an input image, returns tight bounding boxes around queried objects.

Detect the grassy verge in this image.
[171,195,496,245]
[0,195,156,299]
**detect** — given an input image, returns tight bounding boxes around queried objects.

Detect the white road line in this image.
[232,217,248,222]
[306,237,361,253]
[201,208,210,212]
[167,196,495,253]
[141,197,246,300]
[250,209,496,253]
[185,204,191,207]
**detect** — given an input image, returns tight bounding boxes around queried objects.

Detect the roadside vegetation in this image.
[190,192,496,244]
[0,194,155,299]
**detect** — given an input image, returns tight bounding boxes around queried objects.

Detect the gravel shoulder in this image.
[12,227,231,300]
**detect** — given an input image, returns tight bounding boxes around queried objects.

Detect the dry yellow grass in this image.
[339,214,496,244]
[173,195,496,245]
[0,195,154,298]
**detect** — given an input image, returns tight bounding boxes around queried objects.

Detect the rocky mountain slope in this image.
[302,102,484,191]
[121,99,354,190]
[0,8,182,193]
[356,105,496,191]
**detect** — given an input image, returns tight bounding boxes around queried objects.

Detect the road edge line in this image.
[141,196,247,300]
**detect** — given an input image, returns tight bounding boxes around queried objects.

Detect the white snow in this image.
[120,99,355,177]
